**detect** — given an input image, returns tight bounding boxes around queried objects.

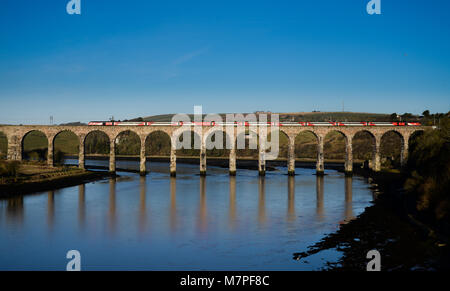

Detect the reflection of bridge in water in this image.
[0,175,355,232]
[0,124,427,176]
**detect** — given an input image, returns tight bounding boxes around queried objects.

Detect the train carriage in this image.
[89,121,421,127]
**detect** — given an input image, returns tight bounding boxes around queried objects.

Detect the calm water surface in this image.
[0,160,374,270]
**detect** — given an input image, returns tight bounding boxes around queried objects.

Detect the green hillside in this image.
[129,111,416,123]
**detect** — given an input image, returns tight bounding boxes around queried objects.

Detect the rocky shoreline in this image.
[293,169,450,271]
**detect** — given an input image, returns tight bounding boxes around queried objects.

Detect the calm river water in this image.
[0,160,375,270]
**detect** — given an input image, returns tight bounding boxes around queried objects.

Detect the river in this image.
[0,159,375,270]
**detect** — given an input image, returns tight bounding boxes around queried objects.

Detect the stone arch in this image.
[114,130,141,156]
[204,129,231,158]
[295,129,319,141]
[380,130,404,168]
[84,130,110,155]
[323,130,348,161]
[352,130,376,163]
[21,130,48,161]
[0,131,7,160]
[294,130,319,160]
[236,128,259,159]
[267,127,290,140]
[145,130,172,157]
[266,129,289,159]
[52,130,79,165]
[174,129,201,157]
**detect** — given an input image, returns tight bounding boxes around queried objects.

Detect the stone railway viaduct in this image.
[0,124,429,176]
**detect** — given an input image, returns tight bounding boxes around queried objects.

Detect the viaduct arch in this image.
[0,124,428,176]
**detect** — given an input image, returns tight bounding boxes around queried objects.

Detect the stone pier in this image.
[344,137,353,176]
[170,147,177,177]
[229,147,236,176]
[200,140,207,176]
[372,137,381,172]
[140,136,146,176]
[287,137,295,176]
[109,137,116,173]
[401,135,409,167]
[47,135,54,167]
[316,135,325,176]
[258,129,266,176]
[79,134,85,169]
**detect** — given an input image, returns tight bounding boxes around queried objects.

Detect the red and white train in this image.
[88,121,421,127]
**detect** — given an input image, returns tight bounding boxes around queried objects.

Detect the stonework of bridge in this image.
[0,125,428,176]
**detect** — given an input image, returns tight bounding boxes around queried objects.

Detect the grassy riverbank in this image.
[0,161,115,197]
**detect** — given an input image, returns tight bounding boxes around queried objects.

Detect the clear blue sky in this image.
[1,0,449,124]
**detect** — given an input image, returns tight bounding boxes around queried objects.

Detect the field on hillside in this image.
[279,112,392,122]
[130,111,395,123]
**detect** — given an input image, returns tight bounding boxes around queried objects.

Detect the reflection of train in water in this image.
[88,121,422,127]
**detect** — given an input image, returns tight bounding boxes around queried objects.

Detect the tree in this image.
[422,110,430,117]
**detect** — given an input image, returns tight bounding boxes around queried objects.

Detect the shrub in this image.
[405,116,450,232]
[54,150,65,165]
[0,161,20,177]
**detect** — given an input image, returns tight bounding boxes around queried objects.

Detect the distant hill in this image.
[127,112,416,123]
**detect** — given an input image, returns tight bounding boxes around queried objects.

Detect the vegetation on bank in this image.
[0,160,19,179]
[405,115,450,236]
[0,160,84,185]
[0,160,114,197]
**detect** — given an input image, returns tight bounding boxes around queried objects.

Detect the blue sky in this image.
[0,0,449,124]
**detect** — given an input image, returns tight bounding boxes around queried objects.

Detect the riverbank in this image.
[0,162,115,197]
[293,169,450,271]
